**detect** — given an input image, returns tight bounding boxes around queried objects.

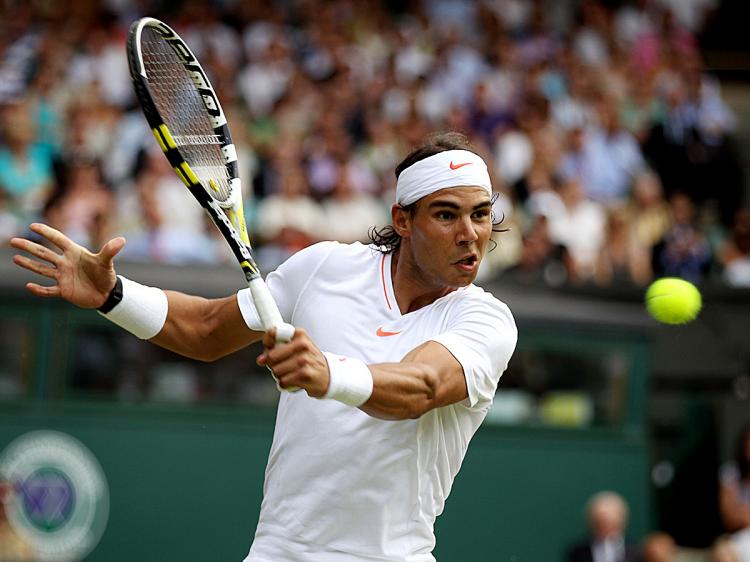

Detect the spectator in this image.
[622,171,673,284]
[116,149,223,264]
[322,170,388,244]
[719,424,750,533]
[558,96,646,208]
[594,208,643,286]
[43,159,112,249]
[254,166,324,271]
[529,176,606,282]
[651,193,711,283]
[0,103,55,222]
[508,215,569,287]
[619,75,667,143]
[566,491,643,562]
[720,209,750,288]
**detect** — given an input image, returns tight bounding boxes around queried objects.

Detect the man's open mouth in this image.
[454,254,477,266]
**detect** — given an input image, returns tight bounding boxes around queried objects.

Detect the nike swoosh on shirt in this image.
[449,161,473,170]
[376,327,401,337]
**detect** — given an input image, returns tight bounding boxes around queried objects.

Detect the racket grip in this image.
[248,278,300,393]
[275,322,295,343]
[249,277,284,331]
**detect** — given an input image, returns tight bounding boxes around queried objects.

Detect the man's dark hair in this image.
[368,131,507,254]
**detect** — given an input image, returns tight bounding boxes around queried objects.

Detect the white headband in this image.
[396,149,492,206]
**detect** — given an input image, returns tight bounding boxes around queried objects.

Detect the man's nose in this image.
[456,216,478,244]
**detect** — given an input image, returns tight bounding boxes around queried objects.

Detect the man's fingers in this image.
[13,255,58,279]
[10,238,62,266]
[262,327,277,349]
[29,223,72,252]
[25,282,61,298]
[98,237,126,264]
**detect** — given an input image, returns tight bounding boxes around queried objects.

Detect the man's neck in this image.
[390,250,456,314]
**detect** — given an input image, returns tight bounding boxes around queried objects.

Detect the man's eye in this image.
[436,211,453,220]
[473,210,490,220]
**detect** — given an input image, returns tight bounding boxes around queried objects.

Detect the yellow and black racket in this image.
[127,17,294,344]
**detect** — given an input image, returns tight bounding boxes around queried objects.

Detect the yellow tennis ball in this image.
[645,277,702,324]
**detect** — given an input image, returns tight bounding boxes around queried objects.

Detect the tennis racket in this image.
[126,18,296,367]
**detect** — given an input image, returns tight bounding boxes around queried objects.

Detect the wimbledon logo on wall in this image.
[0,430,109,561]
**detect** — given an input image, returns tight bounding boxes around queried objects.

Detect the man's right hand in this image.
[10,223,126,309]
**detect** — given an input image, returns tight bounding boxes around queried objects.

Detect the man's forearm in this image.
[360,362,440,420]
[151,292,262,361]
[360,341,469,420]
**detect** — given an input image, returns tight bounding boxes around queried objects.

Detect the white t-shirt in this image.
[237,241,517,562]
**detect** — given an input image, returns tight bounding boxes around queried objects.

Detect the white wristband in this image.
[98,276,168,339]
[322,352,373,407]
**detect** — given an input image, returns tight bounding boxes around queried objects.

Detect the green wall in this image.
[0,405,649,562]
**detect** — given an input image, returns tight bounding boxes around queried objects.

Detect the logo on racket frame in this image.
[151,21,225,126]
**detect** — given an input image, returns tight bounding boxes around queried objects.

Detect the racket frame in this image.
[127,17,291,339]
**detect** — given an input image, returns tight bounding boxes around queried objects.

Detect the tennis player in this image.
[11,132,517,562]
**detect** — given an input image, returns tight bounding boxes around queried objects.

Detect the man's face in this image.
[590,501,625,539]
[397,186,493,289]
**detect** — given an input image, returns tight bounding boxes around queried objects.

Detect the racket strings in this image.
[141,28,233,203]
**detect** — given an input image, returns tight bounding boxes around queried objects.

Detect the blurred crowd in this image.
[0,0,748,287]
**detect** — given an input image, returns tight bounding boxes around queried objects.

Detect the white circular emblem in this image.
[0,430,109,561]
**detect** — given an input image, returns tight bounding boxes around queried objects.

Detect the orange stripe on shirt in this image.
[381,254,392,310]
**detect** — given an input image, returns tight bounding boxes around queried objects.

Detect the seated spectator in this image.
[719,209,750,288]
[43,159,112,249]
[0,103,54,223]
[651,193,711,284]
[619,76,667,143]
[529,177,606,282]
[719,424,750,533]
[508,215,569,287]
[558,95,645,208]
[254,166,324,271]
[116,148,223,264]
[322,171,388,244]
[642,75,699,203]
[566,490,642,562]
[626,171,672,261]
[594,208,648,286]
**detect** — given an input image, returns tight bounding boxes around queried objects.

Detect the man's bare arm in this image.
[153,292,262,361]
[258,330,467,419]
[361,341,468,420]
[11,223,262,362]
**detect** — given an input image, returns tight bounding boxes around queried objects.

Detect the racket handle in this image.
[249,277,284,331]
[248,278,300,393]
[275,322,295,343]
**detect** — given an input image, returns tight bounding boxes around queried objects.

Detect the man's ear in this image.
[392,204,411,237]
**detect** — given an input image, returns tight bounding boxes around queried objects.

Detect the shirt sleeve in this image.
[431,292,518,411]
[236,241,337,331]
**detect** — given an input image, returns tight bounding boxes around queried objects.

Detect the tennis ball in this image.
[645,277,702,324]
